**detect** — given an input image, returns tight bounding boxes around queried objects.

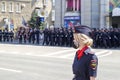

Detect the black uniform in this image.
[36,29,40,44]
[9,31,14,42]
[0,30,2,42]
[31,30,35,44]
[72,48,98,80]
[18,31,22,44]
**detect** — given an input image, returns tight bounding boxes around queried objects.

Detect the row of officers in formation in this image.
[0,27,120,48]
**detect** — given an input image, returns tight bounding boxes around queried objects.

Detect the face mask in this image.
[72,40,79,49]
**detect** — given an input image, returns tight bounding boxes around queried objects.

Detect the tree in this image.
[28,12,45,30]
[28,12,38,28]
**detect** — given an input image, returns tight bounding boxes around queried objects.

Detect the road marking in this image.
[60,53,75,58]
[0,50,6,53]
[98,51,112,57]
[9,52,19,54]
[0,67,22,73]
[0,51,19,54]
[95,50,109,55]
[43,49,75,56]
[0,49,112,59]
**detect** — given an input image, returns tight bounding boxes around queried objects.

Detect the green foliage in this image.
[28,12,38,28]
[28,12,45,29]
[40,22,45,30]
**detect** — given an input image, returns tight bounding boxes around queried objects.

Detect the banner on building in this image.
[64,16,80,28]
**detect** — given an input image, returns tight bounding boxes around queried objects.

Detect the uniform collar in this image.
[84,47,93,55]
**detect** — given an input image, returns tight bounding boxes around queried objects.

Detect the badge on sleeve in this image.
[90,59,97,70]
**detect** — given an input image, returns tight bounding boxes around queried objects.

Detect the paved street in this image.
[0,43,120,80]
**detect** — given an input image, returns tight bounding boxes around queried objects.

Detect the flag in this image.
[22,16,27,26]
[9,18,14,31]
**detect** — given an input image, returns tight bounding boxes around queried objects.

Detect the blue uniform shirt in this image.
[72,48,98,80]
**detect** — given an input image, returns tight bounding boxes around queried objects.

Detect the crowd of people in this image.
[0,29,14,42]
[92,28,120,48]
[16,27,73,47]
[0,27,120,48]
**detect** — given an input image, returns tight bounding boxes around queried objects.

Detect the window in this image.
[16,3,21,13]
[45,0,48,3]
[1,2,6,12]
[9,2,14,12]
[66,0,81,11]
[52,10,55,21]
[67,0,73,11]
[74,0,80,11]
[52,0,55,6]
[44,0,48,6]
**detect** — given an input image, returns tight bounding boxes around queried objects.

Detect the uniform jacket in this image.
[72,48,98,80]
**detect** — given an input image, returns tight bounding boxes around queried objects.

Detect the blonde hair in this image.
[76,33,93,46]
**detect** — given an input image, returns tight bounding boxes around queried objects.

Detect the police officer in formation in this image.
[42,27,73,47]
[0,29,14,42]
[9,30,14,42]
[0,30,2,42]
[92,28,120,48]
[17,27,41,44]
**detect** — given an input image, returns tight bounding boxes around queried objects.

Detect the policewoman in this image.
[72,25,98,80]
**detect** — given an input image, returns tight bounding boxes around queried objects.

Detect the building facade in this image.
[0,0,52,31]
[54,0,109,29]
[0,0,33,31]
